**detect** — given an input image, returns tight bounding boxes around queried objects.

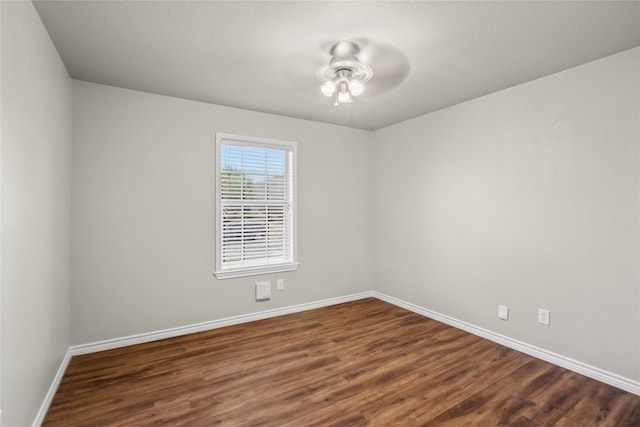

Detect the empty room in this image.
[2,0,640,425]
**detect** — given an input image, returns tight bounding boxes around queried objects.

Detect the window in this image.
[215,133,298,279]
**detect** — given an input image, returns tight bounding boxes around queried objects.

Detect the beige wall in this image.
[372,47,640,381]
[71,81,373,344]
[1,1,72,425]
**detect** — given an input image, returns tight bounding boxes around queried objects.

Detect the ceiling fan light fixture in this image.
[348,81,364,96]
[337,81,353,104]
[321,81,335,97]
[318,41,373,106]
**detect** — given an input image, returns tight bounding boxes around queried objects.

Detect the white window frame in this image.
[215,133,298,279]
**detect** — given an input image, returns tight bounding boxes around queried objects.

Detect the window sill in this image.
[214,262,299,280]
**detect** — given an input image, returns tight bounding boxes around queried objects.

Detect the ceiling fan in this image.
[281,38,410,105]
[317,41,374,106]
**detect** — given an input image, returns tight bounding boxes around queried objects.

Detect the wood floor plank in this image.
[43,298,640,426]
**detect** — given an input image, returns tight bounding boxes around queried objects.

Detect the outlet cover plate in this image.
[538,308,550,325]
[498,304,509,320]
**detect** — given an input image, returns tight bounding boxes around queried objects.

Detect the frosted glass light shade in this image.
[337,84,353,103]
[321,81,335,97]
[349,81,363,96]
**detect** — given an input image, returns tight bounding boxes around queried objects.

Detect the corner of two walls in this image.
[71,47,640,386]
[370,47,640,382]
[5,2,637,424]
[70,80,374,346]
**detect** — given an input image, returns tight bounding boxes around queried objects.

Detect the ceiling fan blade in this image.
[281,38,410,97]
[358,41,411,96]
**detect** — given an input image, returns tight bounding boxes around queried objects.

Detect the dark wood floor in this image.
[44,298,640,426]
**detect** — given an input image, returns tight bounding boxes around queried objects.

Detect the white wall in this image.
[71,81,373,344]
[1,2,72,425]
[372,47,640,381]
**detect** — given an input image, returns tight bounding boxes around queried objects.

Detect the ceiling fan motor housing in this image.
[318,40,374,104]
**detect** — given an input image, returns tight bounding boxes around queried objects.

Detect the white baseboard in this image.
[36,288,640,426]
[373,291,640,396]
[70,291,374,356]
[33,291,372,426]
[32,348,73,427]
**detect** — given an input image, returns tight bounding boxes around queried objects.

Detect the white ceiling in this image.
[34,1,640,131]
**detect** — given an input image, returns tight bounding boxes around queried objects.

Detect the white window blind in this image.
[215,133,298,279]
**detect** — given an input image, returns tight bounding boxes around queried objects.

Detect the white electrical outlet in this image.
[538,308,550,325]
[276,279,284,290]
[498,304,509,320]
